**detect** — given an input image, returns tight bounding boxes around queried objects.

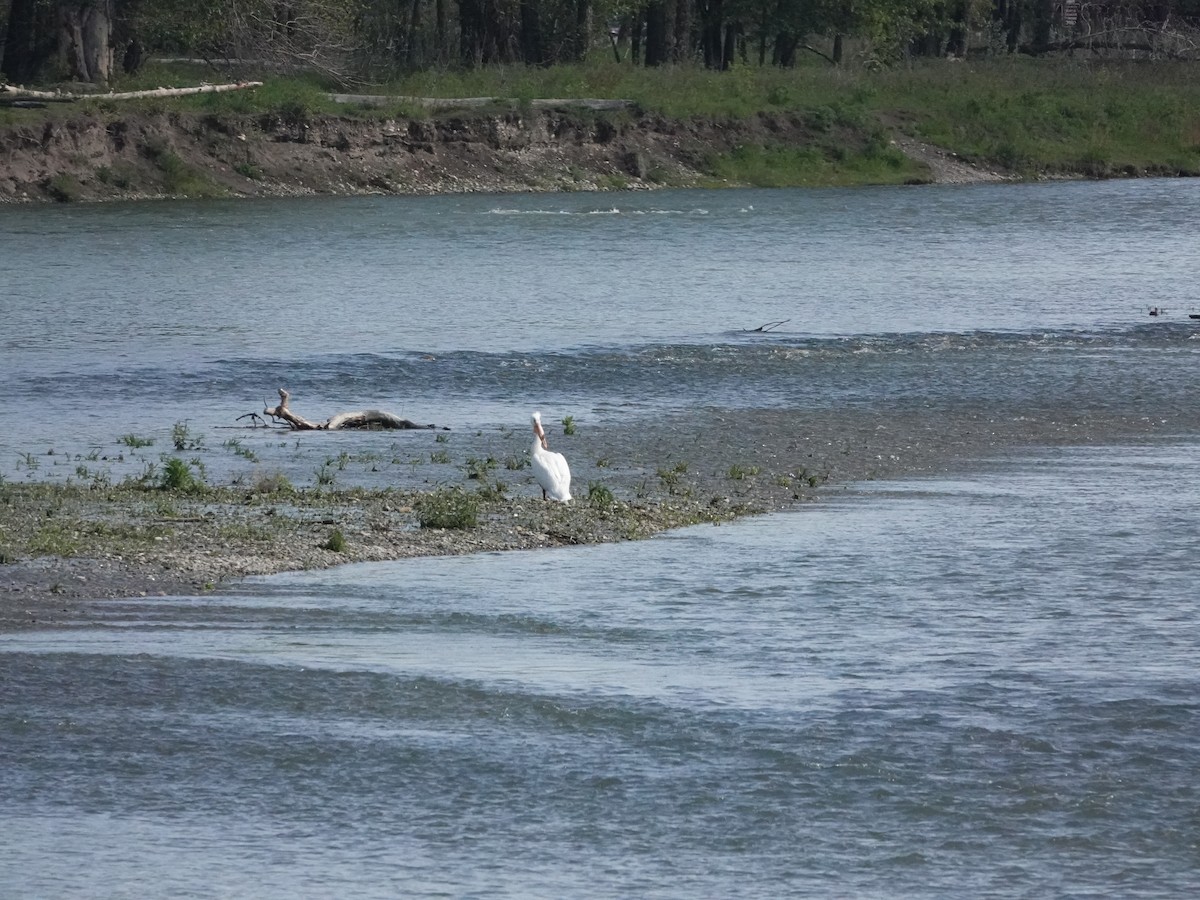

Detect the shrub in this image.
[44,174,82,202]
[160,457,199,492]
[416,487,479,529]
[587,482,615,510]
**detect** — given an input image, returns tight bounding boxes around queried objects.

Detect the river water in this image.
[2,181,1199,897]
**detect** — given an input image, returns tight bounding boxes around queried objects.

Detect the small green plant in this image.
[656,461,691,496]
[126,459,158,487]
[119,433,154,449]
[315,464,336,486]
[233,161,262,180]
[223,438,259,462]
[153,497,179,517]
[561,415,577,436]
[251,471,294,494]
[95,164,132,189]
[416,487,479,529]
[505,455,529,470]
[145,142,224,197]
[430,450,451,464]
[171,421,204,451]
[323,529,347,552]
[587,482,615,510]
[464,455,498,479]
[189,457,208,482]
[160,457,199,492]
[435,433,449,443]
[475,478,508,501]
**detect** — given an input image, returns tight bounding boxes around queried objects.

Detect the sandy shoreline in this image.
[2,404,1187,630]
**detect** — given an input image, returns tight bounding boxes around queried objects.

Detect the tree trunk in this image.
[406,0,423,67]
[1030,0,1053,54]
[59,0,113,83]
[947,0,969,57]
[672,0,690,61]
[700,0,722,68]
[721,22,738,70]
[435,0,446,64]
[774,32,797,67]
[459,0,484,65]
[519,0,543,65]
[58,0,113,82]
[573,0,589,62]
[644,1,668,66]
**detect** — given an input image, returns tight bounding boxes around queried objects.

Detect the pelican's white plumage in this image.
[530,412,572,502]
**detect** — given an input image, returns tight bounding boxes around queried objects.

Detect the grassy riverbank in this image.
[3,58,1199,202]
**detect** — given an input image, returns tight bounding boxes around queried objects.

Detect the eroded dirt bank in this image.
[0,105,1004,203]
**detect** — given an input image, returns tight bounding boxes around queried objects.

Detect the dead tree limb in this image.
[262,388,441,431]
[0,81,262,101]
[746,319,790,332]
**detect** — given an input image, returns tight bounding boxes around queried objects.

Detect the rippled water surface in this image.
[2,180,1200,896]
[4,445,1198,897]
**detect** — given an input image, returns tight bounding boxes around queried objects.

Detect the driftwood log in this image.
[0,81,262,102]
[261,389,439,431]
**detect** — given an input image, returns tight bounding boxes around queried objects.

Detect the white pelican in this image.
[530,412,572,502]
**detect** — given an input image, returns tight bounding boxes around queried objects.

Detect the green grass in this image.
[706,139,917,187]
[874,59,1200,176]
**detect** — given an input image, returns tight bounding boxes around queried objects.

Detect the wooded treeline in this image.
[3,0,1199,86]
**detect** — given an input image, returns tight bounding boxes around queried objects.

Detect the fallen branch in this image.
[746,319,790,333]
[261,388,441,431]
[0,81,262,101]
